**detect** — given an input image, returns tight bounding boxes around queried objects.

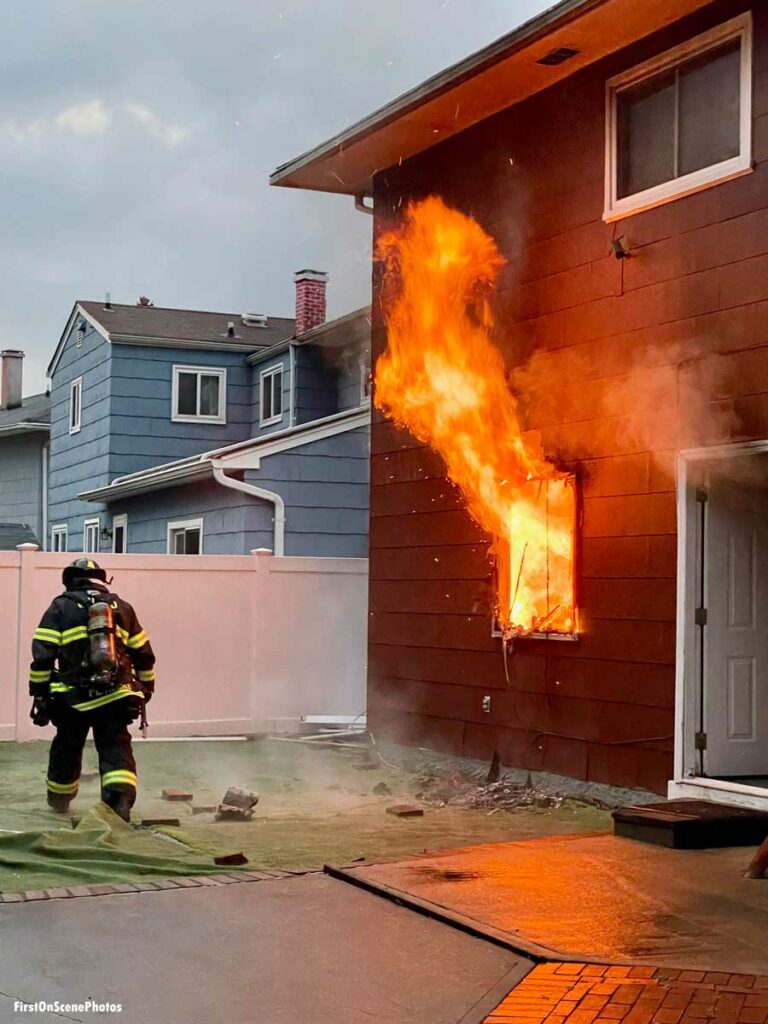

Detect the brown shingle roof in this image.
[79,301,295,349]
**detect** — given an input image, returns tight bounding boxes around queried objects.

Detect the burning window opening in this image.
[374,196,578,639]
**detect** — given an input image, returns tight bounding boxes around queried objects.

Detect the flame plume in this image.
[375,196,576,637]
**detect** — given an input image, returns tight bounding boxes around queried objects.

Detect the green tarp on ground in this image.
[0,802,239,892]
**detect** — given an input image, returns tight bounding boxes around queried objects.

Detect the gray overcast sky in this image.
[1,0,552,395]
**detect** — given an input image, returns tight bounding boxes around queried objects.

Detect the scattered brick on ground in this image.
[386,804,424,818]
[162,788,193,802]
[221,787,259,811]
[484,962,768,1024]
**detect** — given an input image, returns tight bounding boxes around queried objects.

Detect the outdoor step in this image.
[612,799,768,849]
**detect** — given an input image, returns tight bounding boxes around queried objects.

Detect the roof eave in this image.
[269,0,603,194]
[0,422,51,437]
[270,0,716,196]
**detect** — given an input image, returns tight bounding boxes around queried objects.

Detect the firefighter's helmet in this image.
[62,557,108,589]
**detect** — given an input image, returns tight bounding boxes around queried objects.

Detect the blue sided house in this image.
[46,271,371,557]
[0,351,51,549]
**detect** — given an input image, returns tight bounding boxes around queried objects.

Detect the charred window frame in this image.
[605,13,753,222]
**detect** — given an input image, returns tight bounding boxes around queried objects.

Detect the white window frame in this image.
[167,517,204,555]
[171,365,227,425]
[259,364,284,426]
[51,525,68,552]
[83,517,100,554]
[604,13,753,222]
[69,377,82,435]
[112,514,128,554]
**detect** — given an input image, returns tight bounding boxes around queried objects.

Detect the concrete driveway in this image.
[0,873,530,1024]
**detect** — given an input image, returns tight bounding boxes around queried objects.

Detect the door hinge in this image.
[696,486,709,504]
[694,731,708,752]
[695,607,708,627]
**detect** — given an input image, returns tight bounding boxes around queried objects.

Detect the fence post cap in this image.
[251,548,273,556]
[16,543,39,551]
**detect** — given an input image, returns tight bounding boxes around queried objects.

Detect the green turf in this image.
[0,738,610,892]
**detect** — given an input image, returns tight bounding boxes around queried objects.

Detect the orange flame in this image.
[375,196,576,637]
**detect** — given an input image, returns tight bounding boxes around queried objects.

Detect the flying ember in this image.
[374,196,576,638]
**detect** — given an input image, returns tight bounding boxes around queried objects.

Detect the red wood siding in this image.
[368,0,768,795]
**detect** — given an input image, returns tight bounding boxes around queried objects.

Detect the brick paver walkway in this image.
[484,963,768,1024]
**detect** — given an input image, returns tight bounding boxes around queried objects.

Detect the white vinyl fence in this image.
[0,546,368,742]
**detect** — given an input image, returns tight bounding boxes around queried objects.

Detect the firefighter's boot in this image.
[47,792,71,814]
[104,790,132,823]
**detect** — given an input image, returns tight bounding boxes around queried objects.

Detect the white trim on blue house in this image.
[69,378,82,434]
[51,524,68,552]
[167,517,204,555]
[0,422,50,436]
[259,364,284,426]
[77,405,370,503]
[171,365,227,425]
[83,517,100,553]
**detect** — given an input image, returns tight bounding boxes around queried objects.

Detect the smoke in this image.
[509,339,742,476]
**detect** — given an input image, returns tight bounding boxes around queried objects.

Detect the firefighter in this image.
[28,558,156,823]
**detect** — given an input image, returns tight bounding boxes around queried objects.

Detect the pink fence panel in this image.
[5,548,368,741]
[0,552,19,740]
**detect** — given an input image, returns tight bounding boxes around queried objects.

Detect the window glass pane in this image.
[262,375,273,421]
[199,374,220,417]
[114,525,125,554]
[617,68,676,199]
[185,528,201,555]
[177,372,197,416]
[679,39,741,176]
[273,370,283,417]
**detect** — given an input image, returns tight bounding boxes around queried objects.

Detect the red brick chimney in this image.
[0,350,24,411]
[294,270,328,336]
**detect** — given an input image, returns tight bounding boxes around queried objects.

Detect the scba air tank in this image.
[88,601,117,674]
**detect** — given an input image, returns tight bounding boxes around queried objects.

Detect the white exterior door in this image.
[705,457,768,777]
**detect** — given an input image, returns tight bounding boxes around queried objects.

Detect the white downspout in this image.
[211,462,286,557]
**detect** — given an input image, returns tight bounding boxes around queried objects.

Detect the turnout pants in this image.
[46,700,137,810]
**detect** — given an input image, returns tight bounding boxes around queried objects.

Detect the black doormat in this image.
[612,798,768,849]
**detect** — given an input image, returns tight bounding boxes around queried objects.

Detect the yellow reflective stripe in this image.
[102,770,137,788]
[137,669,155,682]
[116,627,129,643]
[61,629,89,645]
[71,687,141,712]
[29,670,52,682]
[50,682,75,693]
[126,631,148,650]
[46,778,79,795]
[33,628,61,644]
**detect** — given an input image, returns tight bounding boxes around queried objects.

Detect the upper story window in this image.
[172,366,226,424]
[605,14,752,221]
[260,364,283,426]
[69,377,82,434]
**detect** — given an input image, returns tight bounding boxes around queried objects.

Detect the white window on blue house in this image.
[172,366,226,424]
[69,377,82,434]
[605,13,752,221]
[51,525,68,552]
[260,365,283,426]
[83,518,100,554]
[168,518,203,555]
